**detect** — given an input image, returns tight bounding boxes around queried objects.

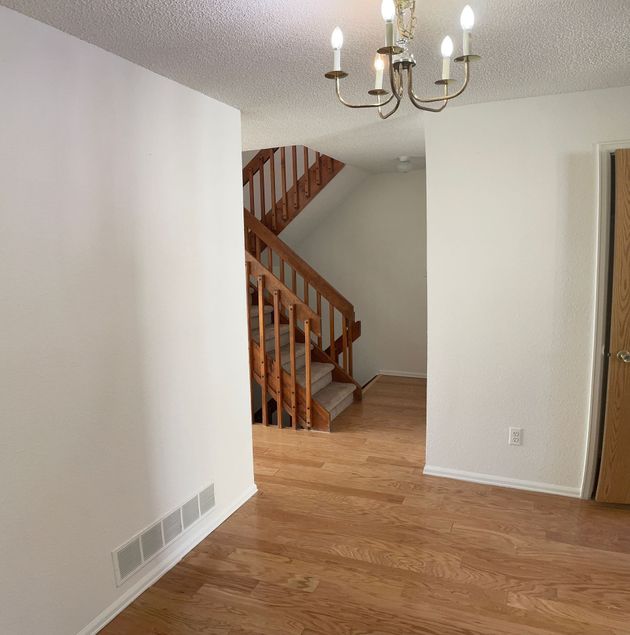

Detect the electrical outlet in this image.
[509,427,523,446]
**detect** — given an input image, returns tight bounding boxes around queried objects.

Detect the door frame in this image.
[582,140,630,499]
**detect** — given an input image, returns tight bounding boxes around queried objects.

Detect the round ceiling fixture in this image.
[397,156,413,173]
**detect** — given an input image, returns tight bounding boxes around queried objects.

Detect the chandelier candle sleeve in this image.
[441,36,454,80]
[382,0,396,47]
[331,27,343,71]
[460,5,475,55]
[374,55,385,89]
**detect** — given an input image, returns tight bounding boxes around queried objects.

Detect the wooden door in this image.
[596,149,630,503]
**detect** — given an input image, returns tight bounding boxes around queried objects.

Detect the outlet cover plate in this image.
[509,427,523,446]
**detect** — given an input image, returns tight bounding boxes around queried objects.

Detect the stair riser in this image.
[257,333,290,352]
[250,314,273,329]
[304,372,333,395]
[282,354,306,373]
[329,392,355,421]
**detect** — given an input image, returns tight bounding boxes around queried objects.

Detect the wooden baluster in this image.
[289,305,297,429]
[270,149,277,231]
[258,276,268,425]
[315,151,322,185]
[304,280,310,308]
[304,319,312,430]
[304,147,310,198]
[279,257,285,285]
[255,234,261,261]
[259,156,266,226]
[246,262,254,420]
[281,147,288,221]
[316,292,323,349]
[329,304,336,363]
[292,146,299,209]
[348,320,353,377]
[249,168,256,218]
[273,291,283,430]
[291,268,297,295]
[342,315,348,372]
[267,245,273,271]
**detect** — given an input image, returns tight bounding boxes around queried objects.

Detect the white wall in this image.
[288,170,427,385]
[0,8,254,635]
[424,85,630,495]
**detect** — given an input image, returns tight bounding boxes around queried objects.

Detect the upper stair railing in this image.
[243,145,344,234]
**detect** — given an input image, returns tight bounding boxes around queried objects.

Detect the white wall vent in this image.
[199,484,215,515]
[182,496,200,529]
[115,538,142,581]
[112,482,215,586]
[162,509,183,545]
[141,522,164,561]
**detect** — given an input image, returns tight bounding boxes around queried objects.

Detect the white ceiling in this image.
[3,0,630,172]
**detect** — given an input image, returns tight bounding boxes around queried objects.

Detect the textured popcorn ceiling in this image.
[3,0,630,172]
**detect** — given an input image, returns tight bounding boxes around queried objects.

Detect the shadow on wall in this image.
[282,169,428,386]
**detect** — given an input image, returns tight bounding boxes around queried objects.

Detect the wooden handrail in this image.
[326,320,361,359]
[245,253,321,335]
[242,148,275,186]
[244,211,355,321]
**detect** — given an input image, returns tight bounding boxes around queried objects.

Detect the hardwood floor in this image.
[103,376,630,634]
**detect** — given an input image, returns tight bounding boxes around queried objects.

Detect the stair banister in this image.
[243,144,360,431]
[246,253,321,333]
[244,212,355,322]
[257,275,268,425]
[273,290,283,427]
[288,304,298,428]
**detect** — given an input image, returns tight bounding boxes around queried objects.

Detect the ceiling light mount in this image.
[326,2,481,118]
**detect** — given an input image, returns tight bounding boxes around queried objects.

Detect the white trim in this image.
[423,465,581,498]
[378,370,427,379]
[361,375,381,393]
[77,483,258,635]
[581,140,630,500]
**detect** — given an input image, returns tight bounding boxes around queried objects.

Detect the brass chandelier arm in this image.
[378,95,402,119]
[388,56,404,100]
[407,61,471,105]
[378,59,403,119]
[334,78,396,110]
[407,73,448,112]
[408,94,448,113]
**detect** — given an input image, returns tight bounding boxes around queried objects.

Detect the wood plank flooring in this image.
[103,376,630,634]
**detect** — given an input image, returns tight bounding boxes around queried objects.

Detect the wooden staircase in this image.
[243,145,361,432]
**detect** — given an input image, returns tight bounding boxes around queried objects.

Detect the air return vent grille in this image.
[162,509,183,545]
[112,482,215,586]
[199,484,215,515]
[182,496,200,529]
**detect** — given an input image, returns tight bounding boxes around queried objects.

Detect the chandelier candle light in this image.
[325,1,480,118]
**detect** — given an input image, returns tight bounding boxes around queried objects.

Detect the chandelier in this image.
[325,1,480,118]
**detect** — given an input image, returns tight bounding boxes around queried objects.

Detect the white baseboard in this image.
[378,370,427,379]
[423,465,581,498]
[78,483,258,635]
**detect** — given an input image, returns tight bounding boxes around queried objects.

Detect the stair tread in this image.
[296,362,334,387]
[249,305,273,317]
[251,323,290,341]
[314,382,356,412]
[267,342,312,361]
